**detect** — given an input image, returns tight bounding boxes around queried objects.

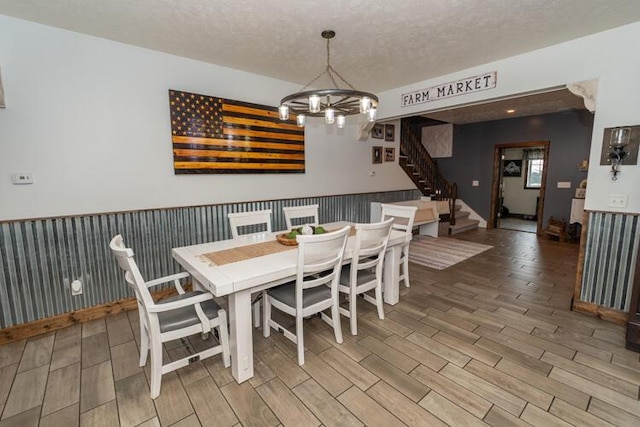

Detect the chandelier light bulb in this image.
[367,107,377,122]
[309,95,321,113]
[278,105,289,121]
[359,97,371,114]
[296,114,306,127]
[325,108,335,124]
[336,115,346,128]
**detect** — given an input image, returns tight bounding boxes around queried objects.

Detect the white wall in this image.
[502,149,539,216]
[0,16,413,221]
[377,22,640,215]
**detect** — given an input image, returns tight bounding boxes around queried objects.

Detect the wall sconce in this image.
[609,127,631,180]
[600,125,639,181]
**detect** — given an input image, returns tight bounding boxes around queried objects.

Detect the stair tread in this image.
[455,211,470,220]
[450,218,480,228]
[449,219,479,235]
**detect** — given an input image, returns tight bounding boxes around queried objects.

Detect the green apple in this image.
[287,230,299,239]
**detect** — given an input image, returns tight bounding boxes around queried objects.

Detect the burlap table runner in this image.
[201,227,355,266]
[202,240,295,266]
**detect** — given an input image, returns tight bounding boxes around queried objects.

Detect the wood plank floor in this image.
[1,228,639,426]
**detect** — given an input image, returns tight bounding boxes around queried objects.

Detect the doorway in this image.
[489,141,550,234]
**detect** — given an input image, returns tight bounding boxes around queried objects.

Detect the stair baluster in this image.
[399,118,457,226]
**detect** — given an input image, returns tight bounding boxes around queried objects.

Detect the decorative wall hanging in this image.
[422,124,453,158]
[372,146,383,164]
[401,71,497,108]
[503,160,522,177]
[385,124,395,142]
[371,124,384,139]
[169,89,305,174]
[384,147,396,162]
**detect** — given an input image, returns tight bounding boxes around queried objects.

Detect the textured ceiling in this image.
[421,88,588,125]
[1,0,640,93]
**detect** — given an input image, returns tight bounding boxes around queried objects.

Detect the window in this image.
[525,159,543,189]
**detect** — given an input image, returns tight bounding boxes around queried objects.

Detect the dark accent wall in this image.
[436,110,593,226]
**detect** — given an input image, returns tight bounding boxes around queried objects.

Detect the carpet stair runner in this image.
[439,204,480,236]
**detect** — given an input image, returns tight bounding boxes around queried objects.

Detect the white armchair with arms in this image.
[109,235,230,398]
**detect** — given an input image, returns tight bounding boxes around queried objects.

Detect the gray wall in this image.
[436,110,593,226]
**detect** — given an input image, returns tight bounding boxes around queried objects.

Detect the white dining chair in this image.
[262,226,350,365]
[109,235,230,399]
[380,203,417,288]
[283,204,319,230]
[228,209,272,239]
[338,218,394,335]
[227,209,273,327]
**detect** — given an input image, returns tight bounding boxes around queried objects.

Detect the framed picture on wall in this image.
[385,124,395,141]
[384,147,395,162]
[503,159,522,177]
[372,146,383,164]
[371,124,384,139]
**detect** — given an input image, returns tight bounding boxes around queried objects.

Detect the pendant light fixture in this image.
[279,30,378,128]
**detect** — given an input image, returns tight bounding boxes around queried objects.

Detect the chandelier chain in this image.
[279,30,378,124]
[297,34,356,92]
[323,37,338,88]
[328,65,356,91]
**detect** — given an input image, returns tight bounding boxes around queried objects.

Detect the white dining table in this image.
[172,221,407,383]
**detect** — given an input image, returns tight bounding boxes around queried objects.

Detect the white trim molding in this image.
[0,66,5,108]
[566,79,597,113]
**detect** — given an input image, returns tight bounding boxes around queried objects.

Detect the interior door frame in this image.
[489,140,550,234]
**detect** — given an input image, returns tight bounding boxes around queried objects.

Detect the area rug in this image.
[409,236,493,270]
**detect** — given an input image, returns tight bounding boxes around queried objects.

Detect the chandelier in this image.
[278,30,378,128]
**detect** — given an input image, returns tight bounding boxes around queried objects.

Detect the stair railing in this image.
[399,118,457,225]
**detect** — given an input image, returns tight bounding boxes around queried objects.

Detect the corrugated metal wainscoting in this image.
[0,190,420,328]
[580,211,640,312]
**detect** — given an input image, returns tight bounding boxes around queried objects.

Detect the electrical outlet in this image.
[71,279,83,296]
[609,194,628,208]
[472,180,479,187]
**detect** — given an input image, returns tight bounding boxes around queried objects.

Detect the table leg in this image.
[228,290,254,383]
[383,245,400,305]
[192,278,205,292]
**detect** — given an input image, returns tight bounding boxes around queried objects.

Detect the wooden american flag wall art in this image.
[169,89,305,174]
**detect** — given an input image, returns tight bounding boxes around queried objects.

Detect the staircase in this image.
[439,204,480,236]
[399,118,479,235]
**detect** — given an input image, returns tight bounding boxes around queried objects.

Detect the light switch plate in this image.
[472,180,479,187]
[557,181,571,189]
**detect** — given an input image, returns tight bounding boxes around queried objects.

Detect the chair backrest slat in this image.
[380,204,417,240]
[296,226,350,295]
[283,204,319,230]
[351,219,394,281]
[109,235,156,310]
[228,209,273,238]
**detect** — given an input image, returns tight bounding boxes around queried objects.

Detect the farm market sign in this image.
[401,71,497,107]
